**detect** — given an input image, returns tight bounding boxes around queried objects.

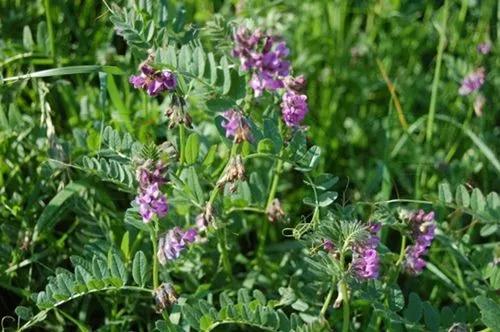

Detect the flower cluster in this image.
[135,183,169,223]
[232,27,290,97]
[157,227,197,264]
[232,26,309,127]
[221,109,252,143]
[129,64,177,96]
[134,159,169,223]
[281,90,309,127]
[351,222,381,280]
[458,67,485,96]
[403,210,436,275]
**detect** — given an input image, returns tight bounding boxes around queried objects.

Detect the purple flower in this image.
[368,221,382,234]
[403,210,436,275]
[221,109,251,142]
[477,42,492,55]
[157,227,197,264]
[352,248,380,279]
[135,183,168,223]
[281,90,308,127]
[136,160,166,191]
[323,239,335,252]
[129,65,177,96]
[351,223,381,280]
[404,244,428,275]
[458,67,485,96]
[232,27,290,96]
[232,27,264,71]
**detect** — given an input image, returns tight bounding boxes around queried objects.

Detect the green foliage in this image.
[475,296,500,331]
[438,182,500,232]
[1,1,498,331]
[170,288,328,332]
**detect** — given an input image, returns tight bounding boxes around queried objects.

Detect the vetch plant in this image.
[2,2,499,332]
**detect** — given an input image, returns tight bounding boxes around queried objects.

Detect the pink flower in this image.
[458,68,485,96]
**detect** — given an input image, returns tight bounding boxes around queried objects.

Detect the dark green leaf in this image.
[185,133,200,164]
[132,251,148,287]
[403,292,422,323]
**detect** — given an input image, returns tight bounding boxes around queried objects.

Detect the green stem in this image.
[257,155,284,260]
[151,223,159,289]
[43,0,56,62]
[340,281,350,332]
[320,285,335,317]
[451,254,470,304]
[420,0,449,196]
[19,285,152,331]
[217,226,232,278]
[396,235,407,267]
[208,143,239,277]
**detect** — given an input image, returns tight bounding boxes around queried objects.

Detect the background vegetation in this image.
[1,0,498,331]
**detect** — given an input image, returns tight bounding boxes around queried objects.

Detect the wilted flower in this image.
[217,155,245,190]
[157,227,197,264]
[283,75,306,93]
[458,67,485,96]
[351,222,381,280]
[221,109,252,143]
[165,95,192,128]
[403,210,436,275]
[477,42,492,55]
[129,64,177,96]
[196,203,214,231]
[154,283,177,313]
[473,94,486,117]
[266,198,285,222]
[135,183,168,223]
[281,90,309,127]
